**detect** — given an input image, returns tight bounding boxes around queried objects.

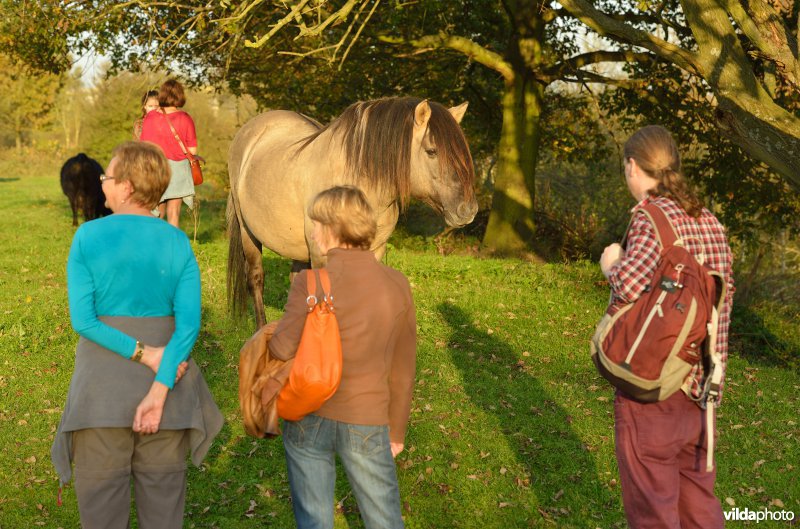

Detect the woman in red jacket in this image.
[140,79,198,228]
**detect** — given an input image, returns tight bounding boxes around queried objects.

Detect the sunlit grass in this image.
[0,156,797,528]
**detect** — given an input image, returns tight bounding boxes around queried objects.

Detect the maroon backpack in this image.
[591,202,726,403]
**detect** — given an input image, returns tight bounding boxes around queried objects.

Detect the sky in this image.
[72,48,108,87]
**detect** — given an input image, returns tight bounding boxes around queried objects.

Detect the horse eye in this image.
[425,148,438,157]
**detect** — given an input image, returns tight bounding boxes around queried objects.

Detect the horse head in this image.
[408,100,478,227]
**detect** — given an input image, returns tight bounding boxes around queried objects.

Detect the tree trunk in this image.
[15,119,22,153]
[482,74,543,254]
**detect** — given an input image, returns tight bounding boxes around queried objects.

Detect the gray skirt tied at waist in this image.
[51,316,224,485]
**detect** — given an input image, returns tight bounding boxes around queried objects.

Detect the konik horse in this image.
[60,153,112,226]
[227,97,478,327]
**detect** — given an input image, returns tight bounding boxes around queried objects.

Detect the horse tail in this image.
[226,192,248,317]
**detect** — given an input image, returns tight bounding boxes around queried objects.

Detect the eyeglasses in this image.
[99,174,115,182]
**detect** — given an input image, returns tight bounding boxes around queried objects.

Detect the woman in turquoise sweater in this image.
[52,141,222,529]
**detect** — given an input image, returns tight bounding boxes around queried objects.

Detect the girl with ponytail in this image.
[599,125,735,529]
[622,125,704,217]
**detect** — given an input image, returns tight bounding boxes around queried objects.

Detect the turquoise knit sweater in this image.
[66,214,201,388]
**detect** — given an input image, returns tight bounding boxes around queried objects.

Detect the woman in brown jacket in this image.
[269,186,416,529]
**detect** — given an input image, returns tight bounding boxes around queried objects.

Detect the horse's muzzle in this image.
[444,200,479,227]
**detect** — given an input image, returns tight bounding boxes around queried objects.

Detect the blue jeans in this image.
[283,414,404,529]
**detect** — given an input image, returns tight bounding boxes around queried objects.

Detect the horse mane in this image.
[299,97,474,209]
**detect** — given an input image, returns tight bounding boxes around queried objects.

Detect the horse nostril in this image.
[457,200,478,222]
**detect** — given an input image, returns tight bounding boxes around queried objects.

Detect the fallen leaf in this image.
[725,497,736,506]
[244,499,256,518]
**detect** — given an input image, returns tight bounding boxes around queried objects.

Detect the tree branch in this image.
[557,0,702,75]
[379,32,514,80]
[213,0,266,25]
[244,0,312,48]
[560,69,646,87]
[294,0,363,38]
[718,0,798,87]
[339,0,381,66]
[539,50,658,84]
[602,11,693,39]
[555,50,657,71]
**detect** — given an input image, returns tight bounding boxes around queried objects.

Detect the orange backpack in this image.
[277,269,343,421]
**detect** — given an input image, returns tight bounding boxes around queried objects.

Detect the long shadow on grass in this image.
[439,302,618,525]
[730,304,800,370]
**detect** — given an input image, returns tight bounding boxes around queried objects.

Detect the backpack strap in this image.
[637,201,680,251]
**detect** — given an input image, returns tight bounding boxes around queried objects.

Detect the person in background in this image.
[51,141,223,529]
[133,90,159,140]
[599,125,734,529]
[140,79,198,228]
[269,186,416,529]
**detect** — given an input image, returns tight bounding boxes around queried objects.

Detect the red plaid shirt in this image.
[608,196,735,403]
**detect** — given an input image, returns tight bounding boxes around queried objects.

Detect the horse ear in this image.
[414,100,431,128]
[448,102,468,124]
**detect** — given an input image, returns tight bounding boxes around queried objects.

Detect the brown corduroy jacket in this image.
[269,248,417,444]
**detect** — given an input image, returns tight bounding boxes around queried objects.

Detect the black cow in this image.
[60,153,112,226]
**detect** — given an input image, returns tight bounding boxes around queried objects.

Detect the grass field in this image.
[0,156,797,528]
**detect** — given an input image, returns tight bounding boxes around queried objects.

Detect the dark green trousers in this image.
[72,427,188,529]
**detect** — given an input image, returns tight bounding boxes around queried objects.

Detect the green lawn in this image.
[0,156,797,528]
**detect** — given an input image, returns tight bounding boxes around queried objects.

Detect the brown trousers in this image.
[72,428,188,529]
[614,391,724,529]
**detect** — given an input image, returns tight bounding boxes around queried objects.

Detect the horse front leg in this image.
[241,228,267,328]
[371,202,398,263]
[290,260,311,286]
[372,243,387,262]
